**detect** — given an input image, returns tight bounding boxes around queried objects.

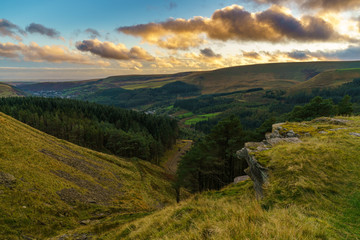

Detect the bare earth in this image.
[164,140,193,175]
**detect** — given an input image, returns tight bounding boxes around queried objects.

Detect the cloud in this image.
[253,0,360,12]
[0,42,21,58]
[26,23,60,39]
[0,41,110,66]
[167,1,177,10]
[286,50,311,60]
[200,48,221,58]
[85,28,101,38]
[75,39,154,61]
[0,19,25,41]
[242,51,261,60]
[117,5,345,50]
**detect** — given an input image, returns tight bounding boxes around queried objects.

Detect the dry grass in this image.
[83,116,360,239]
[0,112,176,239]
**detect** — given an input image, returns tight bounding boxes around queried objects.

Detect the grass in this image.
[176,112,194,119]
[289,68,360,93]
[0,112,176,239]
[184,113,221,125]
[0,83,23,97]
[73,116,360,239]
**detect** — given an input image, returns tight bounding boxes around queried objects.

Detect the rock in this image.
[237,148,268,199]
[266,137,301,146]
[80,219,91,225]
[286,130,296,137]
[349,132,360,137]
[312,117,349,125]
[0,171,16,188]
[318,131,327,134]
[329,128,347,131]
[234,175,250,184]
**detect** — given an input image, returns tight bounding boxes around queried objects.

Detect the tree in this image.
[177,115,247,192]
[338,95,353,115]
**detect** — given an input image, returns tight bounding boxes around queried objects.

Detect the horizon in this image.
[1,0,360,81]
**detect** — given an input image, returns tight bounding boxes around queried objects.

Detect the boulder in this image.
[349,132,360,137]
[0,171,16,188]
[233,175,250,184]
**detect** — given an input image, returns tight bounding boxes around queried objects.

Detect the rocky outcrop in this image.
[236,148,268,199]
[236,122,303,199]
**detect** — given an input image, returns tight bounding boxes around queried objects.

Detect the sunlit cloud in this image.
[76,39,154,61]
[0,41,110,66]
[117,5,347,50]
[253,0,360,12]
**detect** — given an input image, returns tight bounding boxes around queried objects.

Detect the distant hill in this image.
[0,83,24,97]
[16,61,360,96]
[0,112,177,239]
[289,68,360,93]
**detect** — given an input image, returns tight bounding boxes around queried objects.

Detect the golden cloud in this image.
[75,39,154,61]
[117,5,346,50]
[254,0,360,12]
[0,41,110,66]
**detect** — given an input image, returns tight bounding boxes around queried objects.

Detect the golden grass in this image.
[80,116,360,239]
[0,112,176,239]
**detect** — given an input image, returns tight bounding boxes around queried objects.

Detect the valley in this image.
[1,61,360,239]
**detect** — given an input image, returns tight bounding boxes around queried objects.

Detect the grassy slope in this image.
[0,83,24,97]
[289,68,360,93]
[75,117,360,239]
[0,112,176,239]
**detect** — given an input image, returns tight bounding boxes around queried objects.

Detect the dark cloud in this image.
[85,28,101,38]
[167,1,177,10]
[242,51,261,59]
[285,45,360,61]
[0,19,25,40]
[117,5,345,49]
[26,23,60,38]
[253,0,360,12]
[76,39,154,61]
[200,48,221,58]
[326,45,360,60]
[287,50,311,60]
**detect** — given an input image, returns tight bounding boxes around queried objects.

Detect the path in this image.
[164,140,193,175]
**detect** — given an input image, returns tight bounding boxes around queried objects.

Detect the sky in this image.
[0,0,360,81]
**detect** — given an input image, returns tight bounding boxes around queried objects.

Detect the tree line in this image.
[0,97,178,163]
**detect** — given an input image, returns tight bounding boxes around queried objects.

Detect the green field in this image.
[184,112,221,125]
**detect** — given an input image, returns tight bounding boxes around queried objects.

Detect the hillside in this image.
[58,117,360,239]
[0,83,24,97]
[0,112,177,239]
[289,68,360,93]
[16,61,360,98]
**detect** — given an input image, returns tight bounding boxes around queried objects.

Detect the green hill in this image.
[0,83,24,97]
[289,68,360,93]
[0,112,177,239]
[57,117,360,239]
